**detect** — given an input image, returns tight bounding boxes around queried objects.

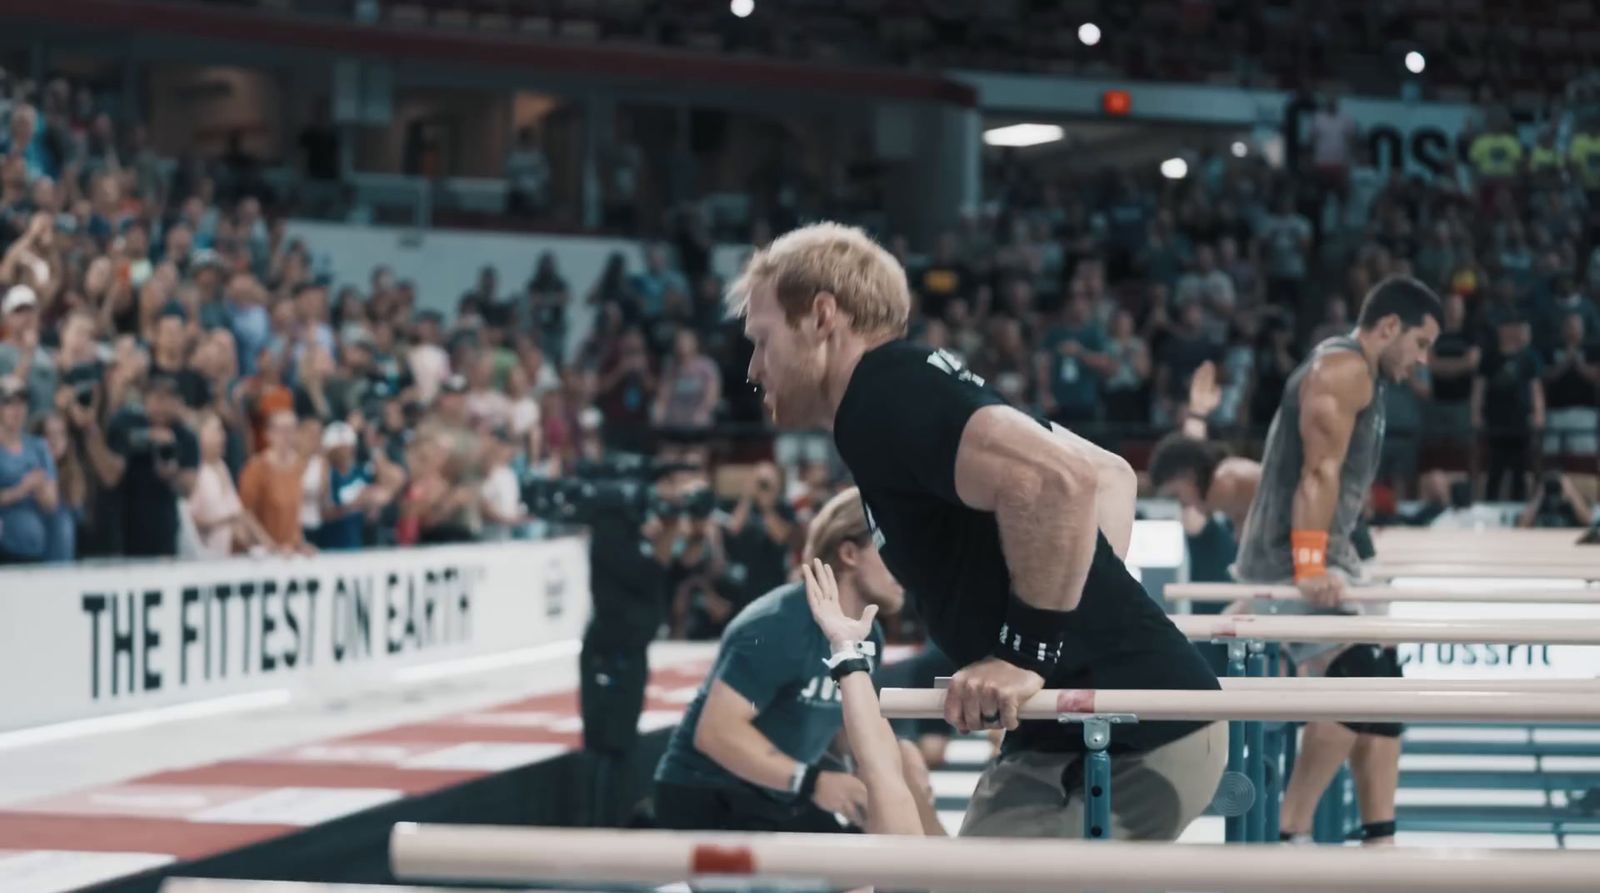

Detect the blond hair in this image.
[802,486,872,568]
[726,222,911,337]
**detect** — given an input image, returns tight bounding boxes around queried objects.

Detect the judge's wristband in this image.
[993,593,1068,677]
[790,763,821,802]
[828,657,872,682]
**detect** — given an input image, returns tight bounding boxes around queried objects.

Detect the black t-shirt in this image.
[721,502,797,609]
[1431,330,1476,403]
[1543,345,1600,410]
[833,341,1218,754]
[1480,348,1543,431]
[106,409,201,558]
[579,493,668,651]
[1159,333,1221,401]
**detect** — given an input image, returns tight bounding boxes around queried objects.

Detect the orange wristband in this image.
[1291,529,1329,582]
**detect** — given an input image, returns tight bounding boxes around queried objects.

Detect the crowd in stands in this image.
[313,0,1599,99]
[1,59,1598,580]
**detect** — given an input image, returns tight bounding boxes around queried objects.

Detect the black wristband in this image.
[796,764,821,802]
[828,657,872,682]
[993,593,1068,677]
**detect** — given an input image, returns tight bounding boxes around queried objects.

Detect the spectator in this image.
[95,374,200,558]
[630,245,690,319]
[916,233,968,320]
[317,420,381,551]
[1101,308,1152,428]
[1307,94,1358,229]
[1154,301,1220,425]
[1537,275,1600,351]
[969,316,1032,407]
[0,284,54,417]
[1426,293,1480,447]
[236,345,294,453]
[597,327,656,454]
[1174,243,1236,311]
[1518,471,1595,529]
[187,410,269,558]
[226,273,272,374]
[478,427,527,542]
[1036,291,1111,427]
[407,310,451,402]
[527,251,570,361]
[1309,293,1352,344]
[1468,109,1523,208]
[237,409,311,553]
[298,414,327,546]
[1248,318,1299,435]
[1381,362,1432,499]
[1136,214,1188,291]
[1216,236,1260,308]
[1541,313,1600,457]
[1474,317,1545,501]
[668,492,728,640]
[0,376,57,563]
[1258,193,1313,310]
[653,327,720,438]
[466,352,512,430]
[1211,317,1258,430]
[149,302,209,409]
[29,412,81,563]
[399,433,478,545]
[720,462,797,613]
[505,126,551,217]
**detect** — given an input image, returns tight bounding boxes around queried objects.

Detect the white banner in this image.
[1388,585,1600,680]
[0,538,589,732]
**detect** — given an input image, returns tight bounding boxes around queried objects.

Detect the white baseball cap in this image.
[322,421,358,450]
[2,284,37,315]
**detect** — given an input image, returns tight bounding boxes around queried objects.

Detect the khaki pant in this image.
[960,722,1228,840]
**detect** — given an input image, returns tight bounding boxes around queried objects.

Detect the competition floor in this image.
[2,642,1599,893]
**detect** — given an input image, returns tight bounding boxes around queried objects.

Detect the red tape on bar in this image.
[691,844,756,875]
[1055,689,1096,713]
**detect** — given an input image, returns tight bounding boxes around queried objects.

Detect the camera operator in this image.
[1519,470,1595,529]
[717,461,798,620]
[667,478,729,640]
[529,459,685,826]
[74,373,199,557]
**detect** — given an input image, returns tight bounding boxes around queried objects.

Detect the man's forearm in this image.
[695,718,803,792]
[996,463,1096,613]
[1290,463,1340,533]
[836,672,924,836]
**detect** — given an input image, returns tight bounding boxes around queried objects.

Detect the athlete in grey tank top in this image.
[1224,276,1441,847]
[1233,335,1385,583]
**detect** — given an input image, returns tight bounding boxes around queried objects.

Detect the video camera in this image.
[124,421,178,463]
[520,455,710,523]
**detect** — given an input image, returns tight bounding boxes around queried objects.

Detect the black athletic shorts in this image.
[1326,644,1405,738]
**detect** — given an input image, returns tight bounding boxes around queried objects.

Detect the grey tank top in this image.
[1233,335,1385,582]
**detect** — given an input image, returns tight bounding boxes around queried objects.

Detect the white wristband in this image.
[823,640,877,669]
[788,762,809,794]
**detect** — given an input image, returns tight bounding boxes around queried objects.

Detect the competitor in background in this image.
[1149,362,1262,585]
[1232,276,1442,845]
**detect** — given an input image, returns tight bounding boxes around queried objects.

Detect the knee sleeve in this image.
[1327,645,1405,738]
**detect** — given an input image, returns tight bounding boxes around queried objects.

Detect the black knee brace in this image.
[1326,645,1405,738]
